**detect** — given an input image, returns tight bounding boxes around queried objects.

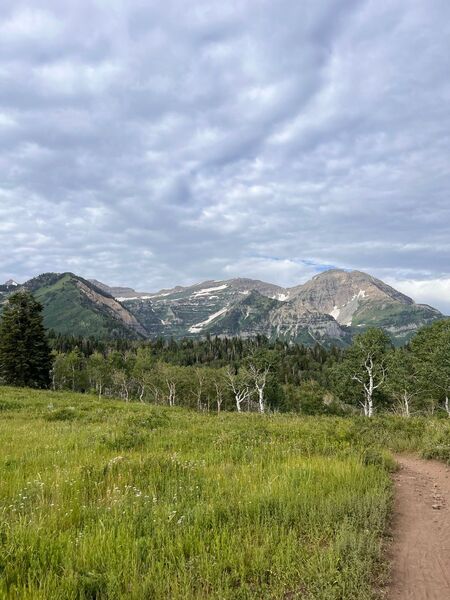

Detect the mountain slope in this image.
[203,290,351,346]
[2,273,147,339]
[204,290,282,338]
[122,278,287,339]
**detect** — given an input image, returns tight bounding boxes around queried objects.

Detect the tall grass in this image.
[0,387,448,599]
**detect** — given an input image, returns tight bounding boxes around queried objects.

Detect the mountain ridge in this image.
[0,269,445,345]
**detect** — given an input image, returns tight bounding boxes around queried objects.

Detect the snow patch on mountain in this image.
[189,307,228,333]
[330,305,340,320]
[116,295,154,301]
[353,289,366,300]
[192,284,228,297]
[326,289,367,325]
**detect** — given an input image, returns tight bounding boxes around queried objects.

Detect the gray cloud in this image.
[1,0,450,311]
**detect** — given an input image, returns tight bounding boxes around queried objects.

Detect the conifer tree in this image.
[0,291,52,388]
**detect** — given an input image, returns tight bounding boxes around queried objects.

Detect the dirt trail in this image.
[388,455,450,599]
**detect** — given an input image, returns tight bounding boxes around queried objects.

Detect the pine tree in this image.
[0,291,52,388]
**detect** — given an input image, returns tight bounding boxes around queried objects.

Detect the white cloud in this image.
[0,8,61,42]
[222,258,319,288]
[386,278,450,315]
[0,0,449,309]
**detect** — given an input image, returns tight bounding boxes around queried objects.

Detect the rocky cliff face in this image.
[267,296,351,346]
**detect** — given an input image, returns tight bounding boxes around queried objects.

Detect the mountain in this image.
[288,270,441,342]
[118,270,442,345]
[121,278,287,339]
[204,290,351,346]
[0,273,147,339]
[0,269,444,345]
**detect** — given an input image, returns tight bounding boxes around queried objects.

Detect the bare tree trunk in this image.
[403,391,410,417]
[353,355,386,418]
[166,380,176,406]
[362,395,369,417]
[139,383,145,403]
[249,363,270,414]
[226,367,250,413]
[445,396,450,417]
[256,386,265,413]
[366,370,374,417]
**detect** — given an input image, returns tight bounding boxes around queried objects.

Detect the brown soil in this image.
[388,455,450,599]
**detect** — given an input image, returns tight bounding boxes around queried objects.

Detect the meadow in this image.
[1,387,449,599]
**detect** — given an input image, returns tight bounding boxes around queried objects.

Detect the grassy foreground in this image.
[0,388,449,599]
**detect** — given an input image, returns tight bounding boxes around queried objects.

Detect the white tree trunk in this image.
[403,391,410,418]
[248,363,269,414]
[167,381,176,406]
[367,394,373,418]
[362,396,369,417]
[256,385,265,413]
[226,367,250,413]
[234,389,249,412]
[366,369,374,417]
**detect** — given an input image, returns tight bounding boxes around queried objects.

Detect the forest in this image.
[47,322,450,418]
[1,291,449,418]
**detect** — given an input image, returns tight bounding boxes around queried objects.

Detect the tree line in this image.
[0,291,449,417]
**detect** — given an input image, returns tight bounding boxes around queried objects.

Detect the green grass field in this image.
[1,388,449,599]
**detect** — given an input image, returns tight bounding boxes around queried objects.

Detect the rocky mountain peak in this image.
[288,269,415,326]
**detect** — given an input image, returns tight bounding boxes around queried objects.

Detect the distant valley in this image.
[0,269,444,346]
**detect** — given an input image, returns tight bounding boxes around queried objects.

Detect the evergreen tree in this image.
[0,291,52,388]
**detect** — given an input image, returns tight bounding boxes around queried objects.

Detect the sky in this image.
[1,1,450,312]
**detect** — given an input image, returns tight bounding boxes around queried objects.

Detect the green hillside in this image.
[1,273,146,339]
[350,300,441,345]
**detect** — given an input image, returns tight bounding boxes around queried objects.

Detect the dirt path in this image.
[388,455,450,599]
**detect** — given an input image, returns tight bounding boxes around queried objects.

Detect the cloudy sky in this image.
[1,1,450,311]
